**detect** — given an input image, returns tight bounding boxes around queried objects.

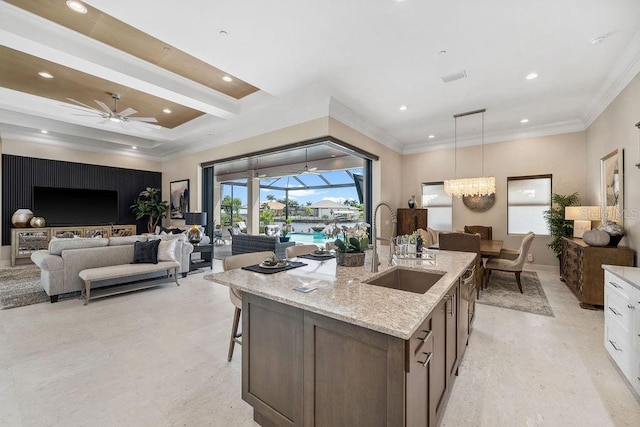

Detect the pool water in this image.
[288,232,334,245]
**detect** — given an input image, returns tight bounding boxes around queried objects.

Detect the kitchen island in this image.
[206,250,476,426]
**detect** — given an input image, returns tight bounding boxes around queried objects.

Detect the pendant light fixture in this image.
[443,108,496,197]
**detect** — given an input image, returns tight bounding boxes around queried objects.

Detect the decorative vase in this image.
[598,221,625,247]
[408,195,416,209]
[336,252,365,267]
[280,236,290,242]
[11,209,34,228]
[29,217,46,228]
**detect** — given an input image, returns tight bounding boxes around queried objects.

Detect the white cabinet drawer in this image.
[605,287,633,333]
[605,271,632,300]
[605,323,631,375]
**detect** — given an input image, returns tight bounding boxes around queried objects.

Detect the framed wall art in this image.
[170,179,190,219]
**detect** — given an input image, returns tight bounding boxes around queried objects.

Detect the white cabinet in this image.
[603,267,640,397]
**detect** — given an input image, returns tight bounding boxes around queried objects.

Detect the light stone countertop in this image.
[602,265,640,290]
[205,249,475,340]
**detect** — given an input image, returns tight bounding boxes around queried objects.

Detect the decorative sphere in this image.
[11,209,34,227]
[583,229,610,247]
[30,217,46,228]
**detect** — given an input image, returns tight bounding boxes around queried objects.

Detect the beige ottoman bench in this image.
[78,261,180,305]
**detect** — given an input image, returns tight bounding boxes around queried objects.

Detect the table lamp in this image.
[184,212,207,245]
[564,206,600,238]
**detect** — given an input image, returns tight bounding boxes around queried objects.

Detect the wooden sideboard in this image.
[560,237,634,308]
[11,224,136,266]
[397,208,428,236]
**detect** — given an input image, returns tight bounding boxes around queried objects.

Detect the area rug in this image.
[478,270,554,317]
[0,265,48,310]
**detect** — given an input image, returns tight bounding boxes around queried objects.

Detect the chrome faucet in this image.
[371,202,397,272]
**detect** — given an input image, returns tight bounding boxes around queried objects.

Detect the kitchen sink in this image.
[363,268,445,294]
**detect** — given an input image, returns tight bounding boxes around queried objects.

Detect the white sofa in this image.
[31,235,193,302]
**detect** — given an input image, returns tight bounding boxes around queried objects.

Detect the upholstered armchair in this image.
[464,225,492,240]
[438,232,484,296]
[484,232,535,293]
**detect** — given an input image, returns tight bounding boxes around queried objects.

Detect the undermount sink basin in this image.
[364,268,445,294]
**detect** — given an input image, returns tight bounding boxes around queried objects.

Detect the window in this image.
[421,182,452,231]
[507,175,551,235]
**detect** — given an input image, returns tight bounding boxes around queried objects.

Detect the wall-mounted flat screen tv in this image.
[33,187,119,226]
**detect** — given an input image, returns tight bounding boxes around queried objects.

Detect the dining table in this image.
[480,239,504,257]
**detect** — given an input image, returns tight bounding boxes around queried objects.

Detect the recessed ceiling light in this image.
[520,119,529,123]
[428,134,435,139]
[162,108,172,114]
[438,50,447,55]
[38,71,54,79]
[591,35,607,45]
[222,75,233,82]
[526,73,538,80]
[399,105,408,111]
[40,130,48,134]
[220,30,228,36]
[65,0,87,14]
[132,146,137,150]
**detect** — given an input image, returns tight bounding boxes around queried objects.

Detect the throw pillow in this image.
[158,239,178,262]
[131,239,160,264]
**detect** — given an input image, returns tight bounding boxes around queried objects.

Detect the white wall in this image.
[402,132,588,266]
[586,70,640,252]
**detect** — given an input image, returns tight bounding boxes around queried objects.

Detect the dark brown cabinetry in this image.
[397,208,428,236]
[560,237,634,308]
[242,277,469,426]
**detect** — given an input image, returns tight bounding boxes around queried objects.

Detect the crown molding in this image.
[582,29,640,128]
[328,97,403,153]
[401,119,586,154]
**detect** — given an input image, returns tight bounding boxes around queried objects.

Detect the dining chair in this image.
[464,225,493,240]
[496,231,535,261]
[223,251,275,362]
[286,244,319,258]
[484,232,535,293]
[438,232,484,297]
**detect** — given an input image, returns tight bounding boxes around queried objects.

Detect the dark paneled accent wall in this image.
[2,155,161,245]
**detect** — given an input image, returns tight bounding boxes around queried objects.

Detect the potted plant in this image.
[543,192,580,259]
[280,218,292,242]
[130,187,169,233]
[329,222,370,267]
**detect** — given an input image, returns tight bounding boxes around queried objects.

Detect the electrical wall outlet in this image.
[527,253,534,262]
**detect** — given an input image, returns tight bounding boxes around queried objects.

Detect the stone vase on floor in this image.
[336,252,365,267]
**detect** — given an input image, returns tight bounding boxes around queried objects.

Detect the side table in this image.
[185,244,213,277]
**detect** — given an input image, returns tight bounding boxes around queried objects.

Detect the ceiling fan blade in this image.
[94,100,114,115]
[119,120,130,130]
[126,117,158,123]
[71,113,104,117]
[66,98,100,111]
[97,118,112,125]
[118,107,138,118]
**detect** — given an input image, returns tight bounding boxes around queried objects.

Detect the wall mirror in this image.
[601,148,623,226]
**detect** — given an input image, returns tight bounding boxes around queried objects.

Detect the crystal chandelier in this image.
[444,108,496,198]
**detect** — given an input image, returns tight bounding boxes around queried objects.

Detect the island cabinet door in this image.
[302,311,406,427]
[429,298,447,420]
[406,316,434,426]
[242,294,304,427]
[445,286,459,379]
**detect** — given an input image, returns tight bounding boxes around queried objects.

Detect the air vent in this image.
[440,71,467,83]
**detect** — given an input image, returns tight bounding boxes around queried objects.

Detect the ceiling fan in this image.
[290,148,320,175]
[63,93,160,130]
[249,157,274,181]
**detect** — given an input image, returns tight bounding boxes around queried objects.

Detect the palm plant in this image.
[130,187,169,233]
[543,192,580,256]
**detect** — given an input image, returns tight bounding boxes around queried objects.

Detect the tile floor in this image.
[0,263,638,426]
